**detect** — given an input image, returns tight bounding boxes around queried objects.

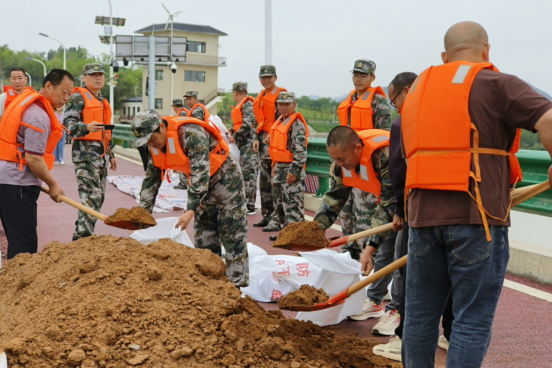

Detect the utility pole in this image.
[108,0,114,124]
[265,0,272,64]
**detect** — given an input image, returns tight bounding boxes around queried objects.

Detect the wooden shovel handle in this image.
[512,181,550,207]
[347,255,408,297]
[329,223,394,248]
[41,187,107,221]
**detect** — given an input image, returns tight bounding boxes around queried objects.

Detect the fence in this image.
[111,124,552,216]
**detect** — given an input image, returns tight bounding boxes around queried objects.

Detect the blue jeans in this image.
[53,130,65,162]
[403,225,509,368]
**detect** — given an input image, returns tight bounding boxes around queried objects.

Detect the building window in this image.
[123,106,126,115]
[155,70,163,81]
[137,107,140,113]
[155,99,163,109]
[187,41,206,53]
[185,70,205,82]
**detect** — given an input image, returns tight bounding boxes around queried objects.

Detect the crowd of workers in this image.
[1,20,552,367]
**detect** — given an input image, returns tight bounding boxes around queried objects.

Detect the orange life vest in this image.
[0,89,63,170]
[231,96,255,132]
[72,87,112,142]
[176,107,189,117]
[337,87,386,131]
[149,116,229,178]
[268,112,308,163]
[4,86,35,109]
[402,61,523,241]
[253,86,287,134]
[187,104,211,123]
[341,129,390,202]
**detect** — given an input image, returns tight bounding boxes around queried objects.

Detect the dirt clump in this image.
[0,235,392,368]
[273,221,330,250]
[105,206,157,228]
[277,285,330,309]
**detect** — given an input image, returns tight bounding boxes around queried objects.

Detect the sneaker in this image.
[246,209,256,216]
[383,292,391,301]
[373,336,402,362]
[372,310,400,336]
[438,335,449,351]
[349,299,385,321]
[60,160,65,165]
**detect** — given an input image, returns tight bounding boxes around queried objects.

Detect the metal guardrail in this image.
[111,124,552,216]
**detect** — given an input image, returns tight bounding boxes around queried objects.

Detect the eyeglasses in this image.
[389,87,405,108]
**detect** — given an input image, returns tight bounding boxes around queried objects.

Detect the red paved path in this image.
[24,146,552,367]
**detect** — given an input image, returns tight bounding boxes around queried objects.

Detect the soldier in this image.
[252,65,287,230]
[231,82,259,215]
[313,126,396,320]
[335,59,392,257]
[184,91,209,122]
[172,98,188,116]
[63,63,117,241]
[263,92,308,241]
[132,110,249,287]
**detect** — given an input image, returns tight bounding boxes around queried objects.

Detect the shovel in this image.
[40,187,150,231]
[282,180,551,312]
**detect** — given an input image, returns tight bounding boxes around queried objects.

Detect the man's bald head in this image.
[442,21,490,64]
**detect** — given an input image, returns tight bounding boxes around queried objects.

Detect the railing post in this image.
[315,177,329,198]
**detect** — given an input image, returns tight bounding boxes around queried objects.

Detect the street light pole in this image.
[25,73,32,88]
[107,0,114,124]
[26,57,47,77]
[265,0,272,64]
[38,33,65,69]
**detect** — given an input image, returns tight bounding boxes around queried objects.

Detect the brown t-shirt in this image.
[407,69,552,228]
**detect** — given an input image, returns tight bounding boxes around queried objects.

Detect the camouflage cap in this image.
[83,63,106,75]
[172,98,184,106]
[184,91,198,97]
[276,91,295,103]
[350,59,376,75]
[130,110,162,148]
[259,65,276,77]
[231,82,248,92]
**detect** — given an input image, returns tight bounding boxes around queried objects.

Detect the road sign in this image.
[114,35,187,64]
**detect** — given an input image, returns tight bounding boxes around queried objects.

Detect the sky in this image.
[3,0,552,98]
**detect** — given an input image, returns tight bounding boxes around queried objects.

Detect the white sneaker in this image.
[60,160,65,165]
[438,335,449,351]
[372,310,400,336]
[383,292,391,301]
[349,299,384,321]
[373,336,402,362]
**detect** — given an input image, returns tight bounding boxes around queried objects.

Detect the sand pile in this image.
[273,221,330,250]
[105,207,157,229]
[0,236,392,368]
[277,285,330,309]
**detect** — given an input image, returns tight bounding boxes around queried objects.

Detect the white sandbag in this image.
[0,352,6,368]
[130,217,194,248]
[241,244,365,326]
[229,143,240,161]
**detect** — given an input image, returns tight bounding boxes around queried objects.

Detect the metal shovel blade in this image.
[104,219,151,231]
[282,299,346,312]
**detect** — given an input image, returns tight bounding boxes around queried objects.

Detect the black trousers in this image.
[395,222,454,341]
[0,184,40,259]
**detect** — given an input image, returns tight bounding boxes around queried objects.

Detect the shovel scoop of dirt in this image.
[272,221,330,250]
[277,285,330,309]
[105,206,157,230]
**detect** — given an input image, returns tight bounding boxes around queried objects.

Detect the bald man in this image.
[401,21,552,367]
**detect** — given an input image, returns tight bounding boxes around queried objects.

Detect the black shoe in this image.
[269,235,278,241]
[253,219,270,227]
[246,209,256,216]
[262,226,281,232]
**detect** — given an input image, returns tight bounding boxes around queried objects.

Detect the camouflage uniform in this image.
[314,145,395,260]
[266,92,308,229]
[256,65,280,222]
[132,110,249,287]
[172,98,188,117]
[337,59,392,256]
[232,82,260,212]
[63,63,115,241]
[178,94,207,188]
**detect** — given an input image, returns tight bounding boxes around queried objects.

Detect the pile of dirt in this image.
[273,221,330,250]
[277,285,330,309]
[105,206,157,229]
[0,236,393,368]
